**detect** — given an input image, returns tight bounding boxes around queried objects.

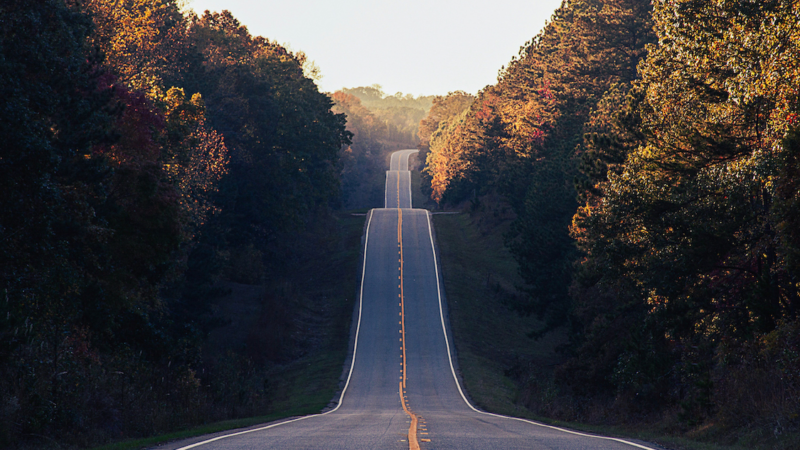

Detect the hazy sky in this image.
[186,0,563,97]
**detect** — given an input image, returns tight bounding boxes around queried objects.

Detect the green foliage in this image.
[420,0,656,336]
[417,0,800,444]
[0,0,184,444]
[0,1,352,447]
[566,0,800,441]
[184,10,350,269]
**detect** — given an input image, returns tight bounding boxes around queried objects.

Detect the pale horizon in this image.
[187,0,563,97]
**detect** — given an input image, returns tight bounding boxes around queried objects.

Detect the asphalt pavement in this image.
[159,149,660,450]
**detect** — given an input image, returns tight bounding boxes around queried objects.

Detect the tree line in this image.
[420,0,800,442]
[0,0,351,446]
[342,85,433,146]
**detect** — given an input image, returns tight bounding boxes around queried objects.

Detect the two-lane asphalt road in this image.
[163,150,660,450]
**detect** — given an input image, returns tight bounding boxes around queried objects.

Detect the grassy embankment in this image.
[93,211,366,450]
[432,208,567,416]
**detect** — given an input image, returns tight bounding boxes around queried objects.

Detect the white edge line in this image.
[176,210,375,450]
[407,171,412,209]
[423,211,659,450]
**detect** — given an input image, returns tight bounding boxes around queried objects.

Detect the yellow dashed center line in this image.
[396,157,428,448]
[398,205,422,450]
[400,381,420,450]
[399,207,406,388]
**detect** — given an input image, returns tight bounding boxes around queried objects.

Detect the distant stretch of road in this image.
[162,150,660,450]
[385,149,415,208]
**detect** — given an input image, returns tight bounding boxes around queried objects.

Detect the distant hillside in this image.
[342,85,435,144]
[343,84,434,112]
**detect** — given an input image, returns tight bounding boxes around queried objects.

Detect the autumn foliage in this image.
[0,0,348,446]
[419,0,800,445]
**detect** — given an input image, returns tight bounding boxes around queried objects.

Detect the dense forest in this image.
[0,0,352,446]
[420,0,800,443]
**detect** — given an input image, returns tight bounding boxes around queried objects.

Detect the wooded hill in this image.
[419,0,800,446]
[342,85,434,146]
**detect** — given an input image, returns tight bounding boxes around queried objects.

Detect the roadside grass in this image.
[410,170,433,210]
[91,211,365,450]
[91,413,301,450]
[431,211,566,416]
